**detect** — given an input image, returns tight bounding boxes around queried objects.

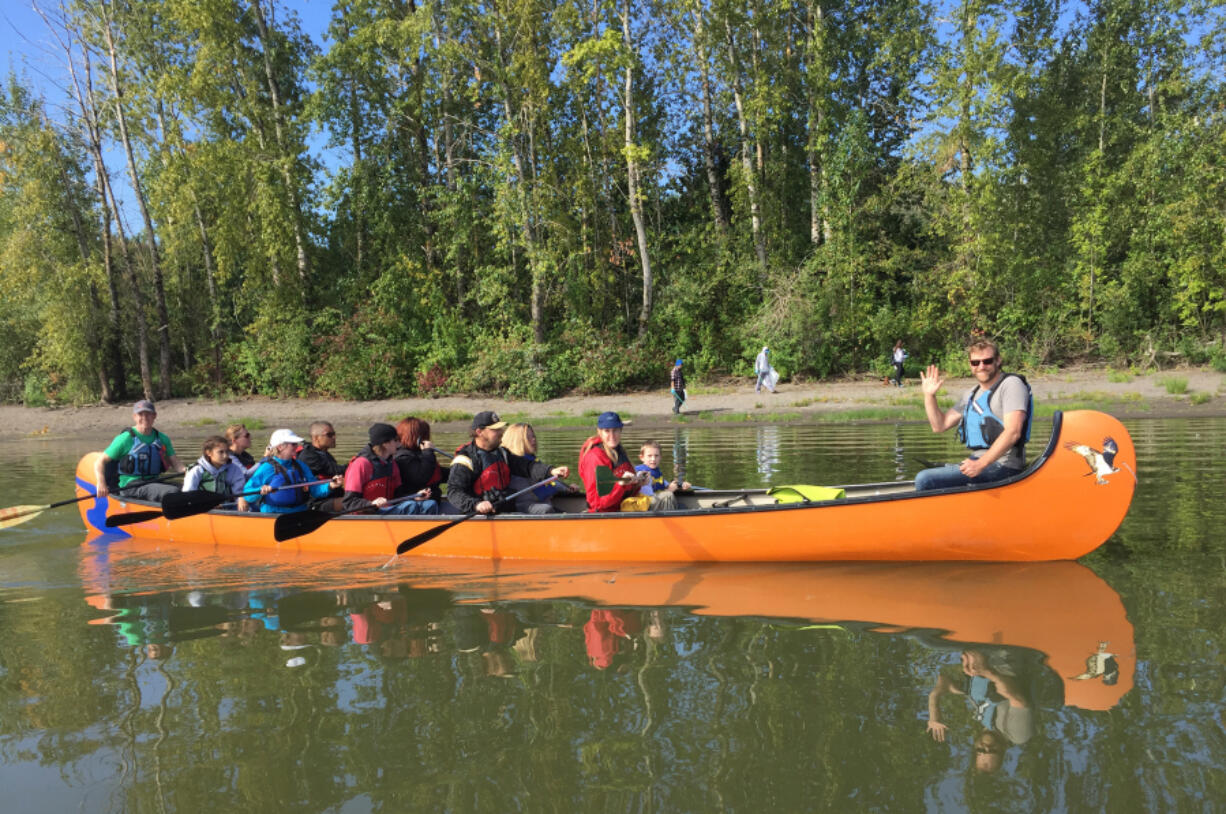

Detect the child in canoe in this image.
[635,441,692,512]
[182,436,253,511]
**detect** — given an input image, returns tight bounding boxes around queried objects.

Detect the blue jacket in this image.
[246,457,333,514]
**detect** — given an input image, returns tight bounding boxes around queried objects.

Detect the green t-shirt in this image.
[104,428,176,488]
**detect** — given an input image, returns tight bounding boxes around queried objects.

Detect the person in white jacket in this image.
[754,346,776,393]
[892,340,908,387]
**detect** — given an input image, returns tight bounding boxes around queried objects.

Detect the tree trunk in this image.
[101,4,172,399]
[64,30,130,400]
[692,1,728,236]
[724,18,768,280]
[250,0,311,287]
[622,0,652,337]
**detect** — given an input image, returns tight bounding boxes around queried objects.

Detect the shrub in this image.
[312,306,420,400]
[1159,377,1188,395]
[233,313,313,397]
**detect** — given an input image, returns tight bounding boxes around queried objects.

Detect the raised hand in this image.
[920,364,945,397]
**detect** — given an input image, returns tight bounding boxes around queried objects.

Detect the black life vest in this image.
[458,442,511,502]
[958,372,1033,451]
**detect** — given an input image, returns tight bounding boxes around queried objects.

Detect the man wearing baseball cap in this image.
[93,399,185,502]
[447,411,570,515]
[341,423,439,515]
[246,429,342,514]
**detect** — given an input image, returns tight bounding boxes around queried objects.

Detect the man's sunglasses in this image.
[969,358,996,367]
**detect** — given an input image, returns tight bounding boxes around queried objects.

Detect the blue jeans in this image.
[913,461,1021,492]
[379,499,440,515]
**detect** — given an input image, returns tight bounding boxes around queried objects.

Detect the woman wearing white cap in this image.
[245,429,342,514]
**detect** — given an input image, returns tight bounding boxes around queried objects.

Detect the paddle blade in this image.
[395,514,472,555]
[106,510,164,527]
[273,509,334,543]
[161,490,230,520]
[594,466,632,497]
[0,505,49,529]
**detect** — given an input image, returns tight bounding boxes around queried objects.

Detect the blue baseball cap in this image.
[596,411,627,429]
[674,359,683,366]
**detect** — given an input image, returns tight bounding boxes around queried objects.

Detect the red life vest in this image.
[458,443,511,501]
[353,448,397,502]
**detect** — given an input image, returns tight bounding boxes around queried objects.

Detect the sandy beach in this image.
[3,364,1222,442]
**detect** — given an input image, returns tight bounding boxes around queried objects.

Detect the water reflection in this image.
[755,424,781,480]
[80,537,1135,715]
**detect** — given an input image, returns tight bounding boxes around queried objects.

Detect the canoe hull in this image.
[75,410,1136,562]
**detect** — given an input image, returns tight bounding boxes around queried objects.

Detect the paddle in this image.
[107,477,331,528]
[380,475,561,569]
[595,465,639,496]
[1,472,183,531]
[164,478,332,520]
[274,491,431,543]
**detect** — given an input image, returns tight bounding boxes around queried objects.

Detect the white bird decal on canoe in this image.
[1064,436,1135,484]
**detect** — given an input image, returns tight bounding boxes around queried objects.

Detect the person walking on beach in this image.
[891,340,908,387]
[754,346,776,393]
[670,359,686,414]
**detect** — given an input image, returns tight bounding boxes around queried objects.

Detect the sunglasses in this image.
[969,358,996,367]
[324,431,336,438]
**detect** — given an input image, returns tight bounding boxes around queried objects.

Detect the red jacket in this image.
[579,436,639,512]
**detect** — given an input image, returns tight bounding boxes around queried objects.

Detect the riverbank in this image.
[4,364,1223,440]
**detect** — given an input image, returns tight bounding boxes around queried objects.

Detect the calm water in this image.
[1,418,1224,812]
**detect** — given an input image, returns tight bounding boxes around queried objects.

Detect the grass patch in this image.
[229,417,267,431]
[790,398,815,407]
[819,407,926,422]
[1159,377,1188,395]
[1190,391,1211,405]
[686,385,733,396]
[1106,368,1133,383]
[387,409,470,424]
[184,417,221,427]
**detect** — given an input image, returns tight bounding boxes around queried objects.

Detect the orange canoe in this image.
[78,541,1133,711]
[75,410,1136,562]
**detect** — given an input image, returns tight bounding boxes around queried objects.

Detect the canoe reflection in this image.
[80,534,1133,713]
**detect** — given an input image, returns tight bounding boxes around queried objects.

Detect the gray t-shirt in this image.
[955,374,1029,470]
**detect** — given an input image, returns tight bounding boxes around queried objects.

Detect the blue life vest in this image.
[958,373,1033,451]
[263,459,311,507]
[119,428,167,477]
[635,464,669,496]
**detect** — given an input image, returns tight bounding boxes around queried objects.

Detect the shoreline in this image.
[3,363,1223,442]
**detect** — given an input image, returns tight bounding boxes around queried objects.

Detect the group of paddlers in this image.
[93,403,692,518]
[91,339,1032,517]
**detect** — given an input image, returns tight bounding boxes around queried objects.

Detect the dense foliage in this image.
[1,0,1224,404]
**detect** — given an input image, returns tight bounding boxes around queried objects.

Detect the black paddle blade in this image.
[106,510,164,527]
[273,509,334,542]
[160,490,230,520]
[395,513,474,555]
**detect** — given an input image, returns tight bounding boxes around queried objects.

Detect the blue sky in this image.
[0,0,338,221]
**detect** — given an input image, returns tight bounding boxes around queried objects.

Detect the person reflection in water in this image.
[926,648,1035,772]
[585,609,643,670]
